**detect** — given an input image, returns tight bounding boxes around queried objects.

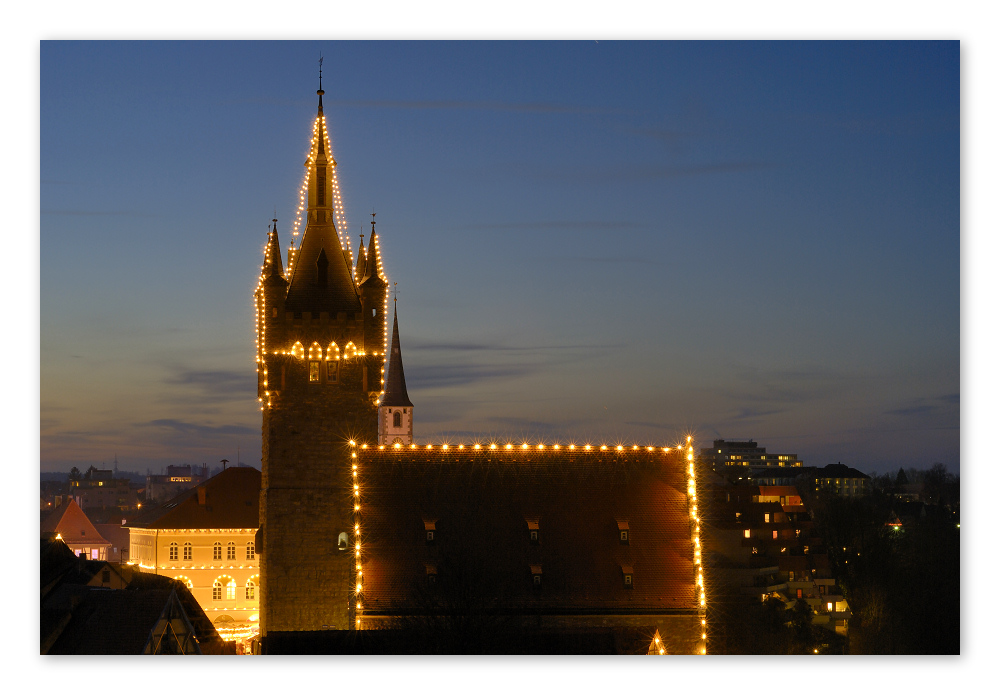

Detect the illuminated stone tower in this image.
[378,302,414,445]
[253,78,388,640]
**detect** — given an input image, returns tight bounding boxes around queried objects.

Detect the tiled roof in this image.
[355,449,698,616]
[127,467,260,530]
[40,499,110,547]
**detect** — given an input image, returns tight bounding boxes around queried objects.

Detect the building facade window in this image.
[744,529,751,538]
[183,542,192,560]
[393,411,401,428]
[213,542,222,560]
[213,576,236,600]
[327,360,338,382]
[246,541,255,560]
[309,361,320,382]
[246,578,256,601]
[169,542,178,561]
[227,541,236,560]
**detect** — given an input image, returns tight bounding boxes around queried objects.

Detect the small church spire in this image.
[381,296,413,410]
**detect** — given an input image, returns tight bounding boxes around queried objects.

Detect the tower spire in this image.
[284,80,360,316]
[382,298,413,409]
[317,54,324,113]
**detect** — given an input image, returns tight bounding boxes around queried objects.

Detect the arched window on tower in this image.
[393,411,401,428]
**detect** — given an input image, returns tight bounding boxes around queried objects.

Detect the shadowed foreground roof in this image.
[355,448,698,615]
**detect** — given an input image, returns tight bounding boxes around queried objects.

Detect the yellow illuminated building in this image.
[127,467,261,646]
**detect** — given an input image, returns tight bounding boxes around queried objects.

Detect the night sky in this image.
[39,40,959,475]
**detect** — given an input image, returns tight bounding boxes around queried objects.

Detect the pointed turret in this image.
[382,304,413,408]
[355,232,368,284]
[378,301,414,444]
[360,215,387,289]
[284,82,360,316]
[263,219,285,281]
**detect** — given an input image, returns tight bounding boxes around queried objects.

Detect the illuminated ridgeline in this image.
[348,440,706,654]
[350,445,364,629]
[684,435,709,655]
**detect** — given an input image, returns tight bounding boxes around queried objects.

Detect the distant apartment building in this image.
[67,468,144,513]
[807,464,871,498]
[701,439,803,471]
[145,464,210,505]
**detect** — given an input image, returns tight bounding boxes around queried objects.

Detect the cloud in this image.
[464,221,643,231]
[712,364,846,407]
[524,161,775,184]
[408,364,537,389]
[407,339,624,353]
[325,99,627,115]
[41,209,158,217]
[546,256,659,265]
[886,393,960,417]
[142,419,258,437]
[724,407,788,421]
[165,369,255,395]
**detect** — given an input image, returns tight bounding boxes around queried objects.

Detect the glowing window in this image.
[744,529,751,539]
[213,542,222,561]
[309,361,320,382]
[246,542,255,560]
[183,543,192,560]
[168,543,178,561]
[227,542,236,560]
[246,577,257,601]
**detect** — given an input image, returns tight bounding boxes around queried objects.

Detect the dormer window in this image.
[527,519,539,545]
[617,520,629,545]
[530,564,542,587]
[424,519,436,545]
[622,563,634,589]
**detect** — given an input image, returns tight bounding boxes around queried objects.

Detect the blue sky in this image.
[39,40,959,474]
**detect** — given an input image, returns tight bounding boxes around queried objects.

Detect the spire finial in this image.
[393,281,398,304]
[317,54,325,112]
[371,210,376,231]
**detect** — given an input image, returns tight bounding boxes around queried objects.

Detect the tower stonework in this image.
[254,86,387,642]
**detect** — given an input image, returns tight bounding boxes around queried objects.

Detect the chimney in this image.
[198,487,206,506]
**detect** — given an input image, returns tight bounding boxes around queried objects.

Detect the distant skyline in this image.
[40,41,959,475]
